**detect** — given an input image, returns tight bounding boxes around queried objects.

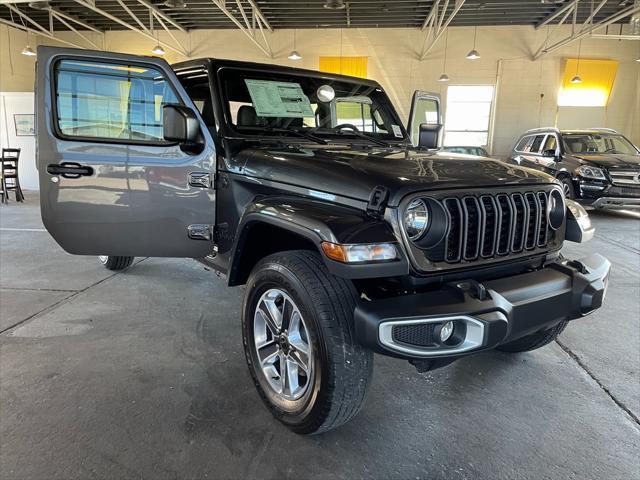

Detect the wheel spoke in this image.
[289,349,309,375]
[258,301,280,335]
[281,298,293,332]
[286,358,300,394]
[259,342,279,368]
[279,352,287,394]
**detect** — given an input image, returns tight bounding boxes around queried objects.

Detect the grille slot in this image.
[392,324,437,347]
[437,190,553,264]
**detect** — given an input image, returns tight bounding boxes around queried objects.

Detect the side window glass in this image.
[55,59,180,142]
[515,136,530,152]
[543,135,557,152]
[528,135,546,153]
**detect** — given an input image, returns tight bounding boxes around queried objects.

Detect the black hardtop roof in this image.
[171,57,382,88]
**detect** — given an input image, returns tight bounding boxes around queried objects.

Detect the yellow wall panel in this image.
[558,59,618,107]
[319,56,368,78]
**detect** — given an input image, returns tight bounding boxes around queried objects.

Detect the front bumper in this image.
[354,254,610,360]
[586,197,640,210]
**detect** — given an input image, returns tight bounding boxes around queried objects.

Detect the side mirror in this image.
[163,104,200,145]
[418,123,442,149]
[542,149,556,158]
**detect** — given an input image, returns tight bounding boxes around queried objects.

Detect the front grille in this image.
[609,170,640,187]
[440,189,552,264]
[392,324,437,347]
[607,185,640,197]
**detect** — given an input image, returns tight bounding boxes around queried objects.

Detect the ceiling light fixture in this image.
[571,39,583,84]
[150,13,165,56]
[152,44,166,55]
[466,26,481,60]
[324,0,346,9]
[21,45,36,56]
[164,0,186,7]
[288,29,302,60]
[438,28,450,81]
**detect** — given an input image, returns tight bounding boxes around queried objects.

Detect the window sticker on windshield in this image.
[244,79,315,118]
[391,125,403,138]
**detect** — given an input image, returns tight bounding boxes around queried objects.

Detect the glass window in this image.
[55,59,180,142]
[563,133,638,155]
[443,85,494,147]
[515,136,531,152]
[528,135,546,153]
[542,135,557,152]
[218,68,405,143]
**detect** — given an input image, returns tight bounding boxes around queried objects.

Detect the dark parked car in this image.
[508,128,640,210]
[441,146,489,157]
[37,47,608,434]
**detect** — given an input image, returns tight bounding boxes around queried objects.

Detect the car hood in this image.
[572,153,640,169]
[234,145,555,206]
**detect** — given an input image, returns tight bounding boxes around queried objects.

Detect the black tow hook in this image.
[451,279,489,301]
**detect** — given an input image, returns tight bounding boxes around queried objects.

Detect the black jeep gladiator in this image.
[37,47,609,434]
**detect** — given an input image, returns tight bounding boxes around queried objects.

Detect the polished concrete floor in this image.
[1,193,639,480]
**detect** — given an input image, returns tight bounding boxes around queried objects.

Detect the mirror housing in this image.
[163,105,201,145]
[417,123,442,149]
[542,149,557,158]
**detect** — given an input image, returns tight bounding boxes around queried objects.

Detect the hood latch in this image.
[366,185,389,219]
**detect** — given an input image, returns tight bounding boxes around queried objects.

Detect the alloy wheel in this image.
[253,288,313,401]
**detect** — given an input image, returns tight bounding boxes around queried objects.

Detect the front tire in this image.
[242,250,373,434]
[558,175,575,199]
[98,255,134,271]
[497,320,568,353]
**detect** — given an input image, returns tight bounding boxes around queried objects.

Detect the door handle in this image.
[47,162,94,179]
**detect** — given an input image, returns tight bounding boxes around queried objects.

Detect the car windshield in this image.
[563,133,638,155]
[219,67,407,144]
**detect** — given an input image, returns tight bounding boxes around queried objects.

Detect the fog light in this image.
[438,320,454,343]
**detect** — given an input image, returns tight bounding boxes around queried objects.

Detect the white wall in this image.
[0,92,38,190]
[1,23,638,158]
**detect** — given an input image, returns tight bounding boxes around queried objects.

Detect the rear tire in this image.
[497,320,568,353]
[242,250,373,435]
[98,255,134,271]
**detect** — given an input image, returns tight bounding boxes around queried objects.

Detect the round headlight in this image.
[548,188,565,230]
[404,199,429,240]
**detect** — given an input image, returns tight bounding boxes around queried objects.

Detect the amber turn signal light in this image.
[321,242,398,264]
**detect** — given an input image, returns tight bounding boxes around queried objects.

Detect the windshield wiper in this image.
[332,127,392,147]
[238,125,327,145]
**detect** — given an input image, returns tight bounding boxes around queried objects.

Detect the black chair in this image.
[1,148,25,204]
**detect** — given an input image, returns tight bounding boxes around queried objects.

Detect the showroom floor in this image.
[1,194,638,480]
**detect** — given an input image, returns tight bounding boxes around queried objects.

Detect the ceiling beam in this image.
[47,6,103,33]
[72,0,188,55]
[0,15,85,48]
[420,0,465,60]
[533,2,640,59]
[134,0,186,33]
[421,0,440,30]
[245,0,272,32]
[50,10,100,47]
[535,0,579,30]
[210,0,272,57]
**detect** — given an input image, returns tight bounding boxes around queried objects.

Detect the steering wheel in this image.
[334,123,361,132]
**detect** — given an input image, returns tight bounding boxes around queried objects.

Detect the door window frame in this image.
[50,56,185,147]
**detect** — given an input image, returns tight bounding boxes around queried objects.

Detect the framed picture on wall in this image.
[14,114,35,136]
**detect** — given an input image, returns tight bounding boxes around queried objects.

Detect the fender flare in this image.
[227,196,409,284]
